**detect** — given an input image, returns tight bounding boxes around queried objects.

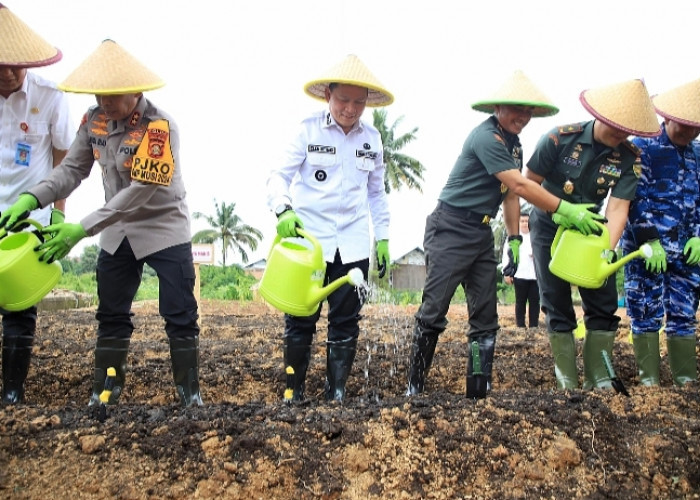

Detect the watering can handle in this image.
[551,225,564,258]
[0,218,43,240]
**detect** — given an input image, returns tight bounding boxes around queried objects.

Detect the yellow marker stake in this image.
[284,366,295,401]
[99,367,117,404]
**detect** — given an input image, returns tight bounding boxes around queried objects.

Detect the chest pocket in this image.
[19,121,50,145]
[355,157,375,172]
[307,152,336,168]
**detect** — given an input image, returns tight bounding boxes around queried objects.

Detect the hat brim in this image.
[58,81,165,95]
[580,94,660,138]
[471,100,559,118]
[4,50,62,68]
[654,108,700,128]
[304,79,394,107]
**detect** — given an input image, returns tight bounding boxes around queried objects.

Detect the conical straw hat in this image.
[0,3,61,68]
[304,54,394,107]
[471,70,559,117]
[580,79,660,137]
[59,39,164,95]
[652,79,700,128]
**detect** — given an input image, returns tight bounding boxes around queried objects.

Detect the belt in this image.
[436,201,492,224]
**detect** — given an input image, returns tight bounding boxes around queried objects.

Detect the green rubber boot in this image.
[666,336,697,387]
[547,331,578,389]
[632,331,660,386]
[582,330,615,390]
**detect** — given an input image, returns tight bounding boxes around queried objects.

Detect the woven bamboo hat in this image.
[304,54,394,107]
[58,39,164,95]
[580,79,660,137]
[0,3,61,68]
[471,70,559,117]
[652,79,700,128]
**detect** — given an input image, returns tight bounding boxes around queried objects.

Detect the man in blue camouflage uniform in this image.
[621,79,700,387]
[525,79,661,390]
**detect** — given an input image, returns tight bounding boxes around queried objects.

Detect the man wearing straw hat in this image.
[620,79,700,387]
[0,40,203,407]
[267,54,392,403]
[0,3,74,404]
[524,79,661,390]
[406,70,604,398]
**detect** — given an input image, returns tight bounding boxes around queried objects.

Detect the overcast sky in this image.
[11,0,699,264]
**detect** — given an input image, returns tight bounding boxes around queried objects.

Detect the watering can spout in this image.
[308,267,365,305]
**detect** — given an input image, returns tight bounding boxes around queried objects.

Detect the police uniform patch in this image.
[356,150,378,159]
[308,144,336,154]
[131,119,174,186]
[315,170,327,182]
[558,123,583,135]
[493,134,505,145]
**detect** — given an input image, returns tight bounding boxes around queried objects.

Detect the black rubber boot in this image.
[169,337,204,407]
[325,338,357,402]
[88,337,130,406]
[1,335,34,404]
[406,322,439,396]
[283,334,313,402]
[466,332,496,399]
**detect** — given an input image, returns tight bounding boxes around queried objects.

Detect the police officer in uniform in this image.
[0,40,203,407]
[267,54,392,403]
[621,79,700,387]
[525,79,661,390]
[0,4,74,404]
[406,71,604,398]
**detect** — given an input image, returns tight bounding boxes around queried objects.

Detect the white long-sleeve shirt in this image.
[267,109,390,263]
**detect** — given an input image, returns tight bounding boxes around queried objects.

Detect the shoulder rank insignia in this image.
[622,140,641,156]
[558,123,584,135]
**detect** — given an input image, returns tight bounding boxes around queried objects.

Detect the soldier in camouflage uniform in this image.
[621,79,700,387]
[525,79,661,390]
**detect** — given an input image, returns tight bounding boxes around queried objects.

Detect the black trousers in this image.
[284,249,369,343]
[95,238,199,340]
[1,306,37,340]
[530,207,620,332]
[513,278,540,327]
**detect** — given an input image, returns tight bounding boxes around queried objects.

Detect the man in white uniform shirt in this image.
[501,211,540,329]
[0,4,74,404]
[267,54,392,403]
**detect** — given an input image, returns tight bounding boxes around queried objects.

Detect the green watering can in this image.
[259,229,364,316]
[0,219,62,311]
[549,221,652,289]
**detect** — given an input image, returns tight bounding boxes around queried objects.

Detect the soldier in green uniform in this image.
[525,79,661,390]
[406,71,605,398]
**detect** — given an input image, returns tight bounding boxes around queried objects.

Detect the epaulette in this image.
[622,140,641,156]
[558,123,584,135]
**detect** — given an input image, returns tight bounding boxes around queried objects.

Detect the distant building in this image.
[391,247,426,291]
[244,259,267,281]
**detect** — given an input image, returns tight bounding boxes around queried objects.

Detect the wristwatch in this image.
[275,203,293,217]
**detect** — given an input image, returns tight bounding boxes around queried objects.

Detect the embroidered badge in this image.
[493,134,505,145]
[131,119,174,186]
[599,164,621,177]
[129,111,141,127]
[308,145,336,154]
[356,150,378,159]
[563,156,581,167]
[559,123,583,135]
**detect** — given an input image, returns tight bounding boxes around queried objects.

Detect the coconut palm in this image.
[192,201,263,266]
[372,108,425,194]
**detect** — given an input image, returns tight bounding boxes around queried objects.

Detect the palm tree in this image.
[372,108,425,194]
[192,201,263,266]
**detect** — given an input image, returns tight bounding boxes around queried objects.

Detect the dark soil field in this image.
[1,299,699,499]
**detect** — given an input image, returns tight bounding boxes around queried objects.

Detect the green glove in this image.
[645,239,667,273]
[37,222,87,263]
[553,200,605,236]
[0,193,39,230]
[551,213,573,229]
[502,235,522,277]
[376,239,390,278]
[276,209,303,238]
[50,208,65,225]
[684,237,700,265]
